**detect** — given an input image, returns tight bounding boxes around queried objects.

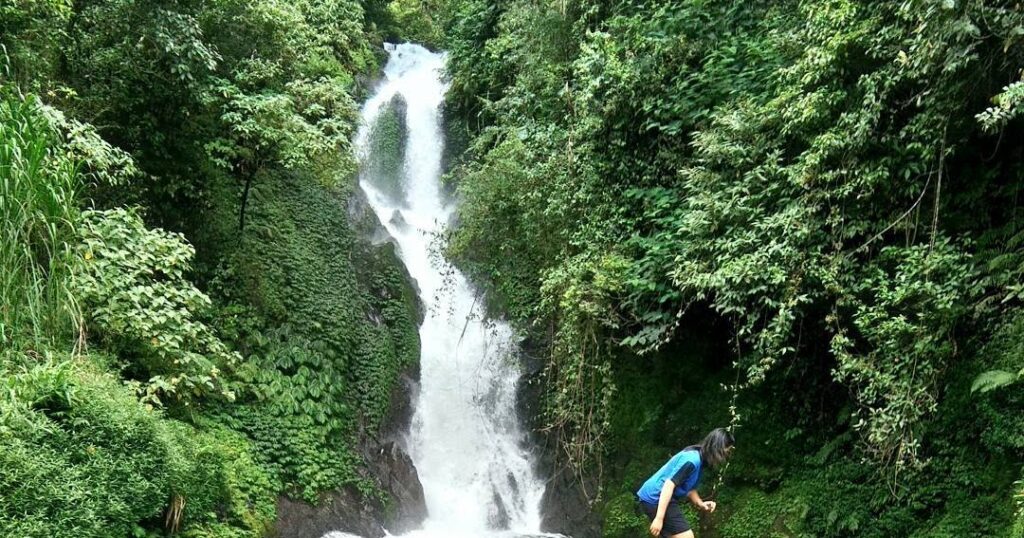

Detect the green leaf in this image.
[970,370,1018,393]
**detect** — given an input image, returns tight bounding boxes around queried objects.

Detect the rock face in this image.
[366,441,428,534]
[276,488,383,538]
[347,182,424,323]
[286,98,424,538]
[278,354,428,538]
[539,465,600,538]
[378,365,420,444]
[274,440,427,538]
[370,335,426,534]
[515,335,602,538]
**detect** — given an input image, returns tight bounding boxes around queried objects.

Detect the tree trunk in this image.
[239,173,253,231]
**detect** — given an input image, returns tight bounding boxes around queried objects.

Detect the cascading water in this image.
[346,43,551,538]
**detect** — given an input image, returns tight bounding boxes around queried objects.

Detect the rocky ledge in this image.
[275,436,427,538]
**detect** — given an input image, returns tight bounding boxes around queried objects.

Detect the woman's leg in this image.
[656,502,692,538]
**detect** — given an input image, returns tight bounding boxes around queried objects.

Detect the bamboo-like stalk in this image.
[0,88,83,356]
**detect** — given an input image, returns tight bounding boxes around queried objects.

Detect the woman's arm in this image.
[687,489,716,513]
[649,479,676,536]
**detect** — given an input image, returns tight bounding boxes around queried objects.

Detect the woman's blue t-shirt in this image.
[636,448,702,504]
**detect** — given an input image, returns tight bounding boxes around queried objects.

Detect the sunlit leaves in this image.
[77,209,239,406]
[972,369,1018,393]
[977,79,1024,133]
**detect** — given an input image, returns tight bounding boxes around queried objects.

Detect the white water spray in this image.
[351,43,549,538]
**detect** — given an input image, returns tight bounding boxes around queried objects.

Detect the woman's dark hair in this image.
[700,427,735,467]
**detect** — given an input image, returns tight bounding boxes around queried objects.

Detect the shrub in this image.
[77,208,240,406]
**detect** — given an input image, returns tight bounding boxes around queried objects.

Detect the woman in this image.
[636,428,735,538]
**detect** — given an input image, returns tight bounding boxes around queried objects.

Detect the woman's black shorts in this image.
[640,500,691,537]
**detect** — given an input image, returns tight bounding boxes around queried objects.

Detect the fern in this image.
[971,369,1020,394]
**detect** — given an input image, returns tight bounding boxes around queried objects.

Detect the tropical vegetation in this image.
[1,1,421,535]
[439,0,1024,536]
[4,0,1024,536]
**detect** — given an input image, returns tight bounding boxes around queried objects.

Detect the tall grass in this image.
[0,86,82,354]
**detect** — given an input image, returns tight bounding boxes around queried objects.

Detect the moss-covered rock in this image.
[364,94,409,207]
[198,167,421,499]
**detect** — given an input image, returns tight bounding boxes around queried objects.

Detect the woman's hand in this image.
[701,500,717,513]
[649,516,663,536]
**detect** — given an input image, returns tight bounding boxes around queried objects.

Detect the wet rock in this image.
[366,441,428,534]
[488,490,511,530]
[388,209,409,232]
[275,488,383,538]
[514,334,601,538]
[507,471,520,497]
[378,365,420,445]
[274,417,426,538]
[347,187,424,323]
[514,335,547,437]
[539,465,600,538]
[347,186,398,248]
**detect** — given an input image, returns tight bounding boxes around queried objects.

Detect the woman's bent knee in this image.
[668,531,695,538]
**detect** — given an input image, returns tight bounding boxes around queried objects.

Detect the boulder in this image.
[539,465,600,538]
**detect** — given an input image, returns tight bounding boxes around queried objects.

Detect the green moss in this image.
[199,166,420,500]
[715,487,807,538]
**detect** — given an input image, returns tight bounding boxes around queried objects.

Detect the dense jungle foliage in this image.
[0,1,429,536]
[7,0,1024,536]
[437,0,1024,536]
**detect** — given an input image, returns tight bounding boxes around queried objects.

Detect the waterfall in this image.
[350,43,550,538]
